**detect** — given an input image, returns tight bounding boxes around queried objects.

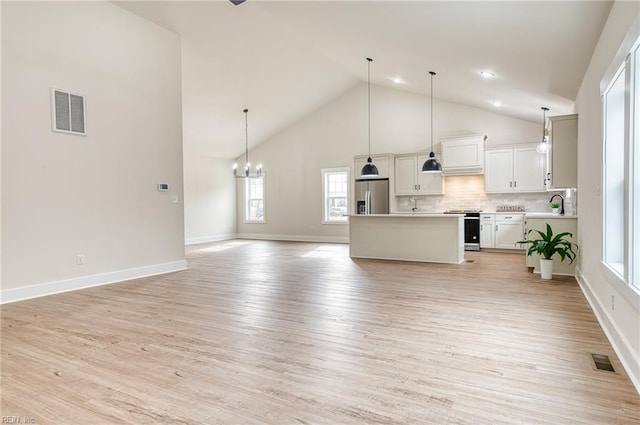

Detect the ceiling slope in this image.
[114,0,612,158]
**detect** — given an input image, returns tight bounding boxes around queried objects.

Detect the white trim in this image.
[600,13,640,96]
[0,260,188,304]
[237,233,348,244]
[576,267,640,395]
[185,234,237,245]
[600,260,640,308]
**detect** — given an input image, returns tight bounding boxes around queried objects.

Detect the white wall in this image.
[236,83,541,241]
[1,1,185,302]
[183,152,236,244]
[574,1,640,392]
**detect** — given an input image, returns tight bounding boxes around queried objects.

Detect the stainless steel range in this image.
[444,210,481,251]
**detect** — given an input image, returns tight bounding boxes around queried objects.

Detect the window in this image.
[602,65,626,277]
[244,176,264,223]
[322,167,349,224]
[601,32,640,292]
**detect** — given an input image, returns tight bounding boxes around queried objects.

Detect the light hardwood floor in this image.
[2,240,639,424]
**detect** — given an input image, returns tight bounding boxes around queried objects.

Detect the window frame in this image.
[243,175,265,224]
[321,167,350,225]
[600,32,640,298]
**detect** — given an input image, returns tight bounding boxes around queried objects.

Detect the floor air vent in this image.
[465,260,475,263]
[590,353,616,373]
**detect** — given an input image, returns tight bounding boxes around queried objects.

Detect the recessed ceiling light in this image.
[389,76,405,84]
[480,71,495,79]
[491,100,502,107]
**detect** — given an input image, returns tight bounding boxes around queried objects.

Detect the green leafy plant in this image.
[550,201,560,209]
[517,223,578,263]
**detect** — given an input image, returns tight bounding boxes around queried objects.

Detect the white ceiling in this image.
[114,0,612,158]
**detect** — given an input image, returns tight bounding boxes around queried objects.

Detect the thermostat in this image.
[158,183,169,192]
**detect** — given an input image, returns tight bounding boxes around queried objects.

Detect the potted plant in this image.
[517,223,578,279]
[550,201,560,214]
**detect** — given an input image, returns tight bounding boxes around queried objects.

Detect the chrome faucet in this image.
[549,194,565,215]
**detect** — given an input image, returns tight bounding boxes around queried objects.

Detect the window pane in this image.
[603,68,626,275]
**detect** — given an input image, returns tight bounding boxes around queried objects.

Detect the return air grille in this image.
[51,88,86,135]
[590,353,616,373]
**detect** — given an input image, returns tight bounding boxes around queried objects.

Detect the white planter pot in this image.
[551,208,559,214]
[540,258,554,279]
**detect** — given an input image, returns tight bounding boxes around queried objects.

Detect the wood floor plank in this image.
[2,240,639,424]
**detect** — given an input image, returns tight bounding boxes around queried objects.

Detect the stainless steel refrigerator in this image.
[355,178,389,215]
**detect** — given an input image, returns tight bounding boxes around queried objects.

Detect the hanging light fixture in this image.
[233,108,262,178]
[421,71,442,173]
[360,57,379,177]
[536,106,550,154]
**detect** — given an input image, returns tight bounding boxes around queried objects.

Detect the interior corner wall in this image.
[574,1,640,392]
[235,83,540,241]
[1,1,185,302]
[183,152,236,244]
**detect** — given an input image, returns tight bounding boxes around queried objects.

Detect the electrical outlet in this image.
[611,294,615,311]
[76,254,85,265]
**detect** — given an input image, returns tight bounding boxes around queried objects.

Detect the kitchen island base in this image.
[349,214,465,264]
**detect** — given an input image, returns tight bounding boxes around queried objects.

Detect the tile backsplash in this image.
[396,175,577,215]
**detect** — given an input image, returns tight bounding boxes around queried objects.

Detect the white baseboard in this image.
[237,233,349,244]
[185,233,236,245]
[0,260,188,305]
[575,266,640,394]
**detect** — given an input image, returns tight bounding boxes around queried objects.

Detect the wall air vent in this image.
[51,88,86,135]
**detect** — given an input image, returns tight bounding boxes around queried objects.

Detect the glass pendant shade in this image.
[536,140,548,154]
[536,106,549,154]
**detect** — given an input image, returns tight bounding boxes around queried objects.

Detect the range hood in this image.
[440,135,486,175]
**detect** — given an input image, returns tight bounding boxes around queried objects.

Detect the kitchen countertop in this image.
[524,212,578,219]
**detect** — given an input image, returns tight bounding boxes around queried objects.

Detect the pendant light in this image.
[233,108,262,178]
[360,57,379,177]
[536,107,550,154]
[421,71,442,173]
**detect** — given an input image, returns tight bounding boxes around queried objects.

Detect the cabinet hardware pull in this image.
[495,225,498,232]
[480,224,483,231]
[514,181,517,187]
[510,181,512,187]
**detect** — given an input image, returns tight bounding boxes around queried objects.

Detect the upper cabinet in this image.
[354,154,392,179]
[546,114,578,189]
[485,145,545,193]
[394,154,444,196]
[441,135,485,175]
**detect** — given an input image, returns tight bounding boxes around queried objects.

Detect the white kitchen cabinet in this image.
[354,154,391,179]
[480,213,524,250]
[441,135,484,175]
[394,154,444,196]
[495,214,525,249]
[485,146,545,193]
[480,214,495,248]
[546,114,578,189]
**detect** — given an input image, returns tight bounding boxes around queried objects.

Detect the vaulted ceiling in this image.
[114,0,612,158]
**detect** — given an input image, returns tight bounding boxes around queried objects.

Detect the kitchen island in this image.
[349,213,465,264]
